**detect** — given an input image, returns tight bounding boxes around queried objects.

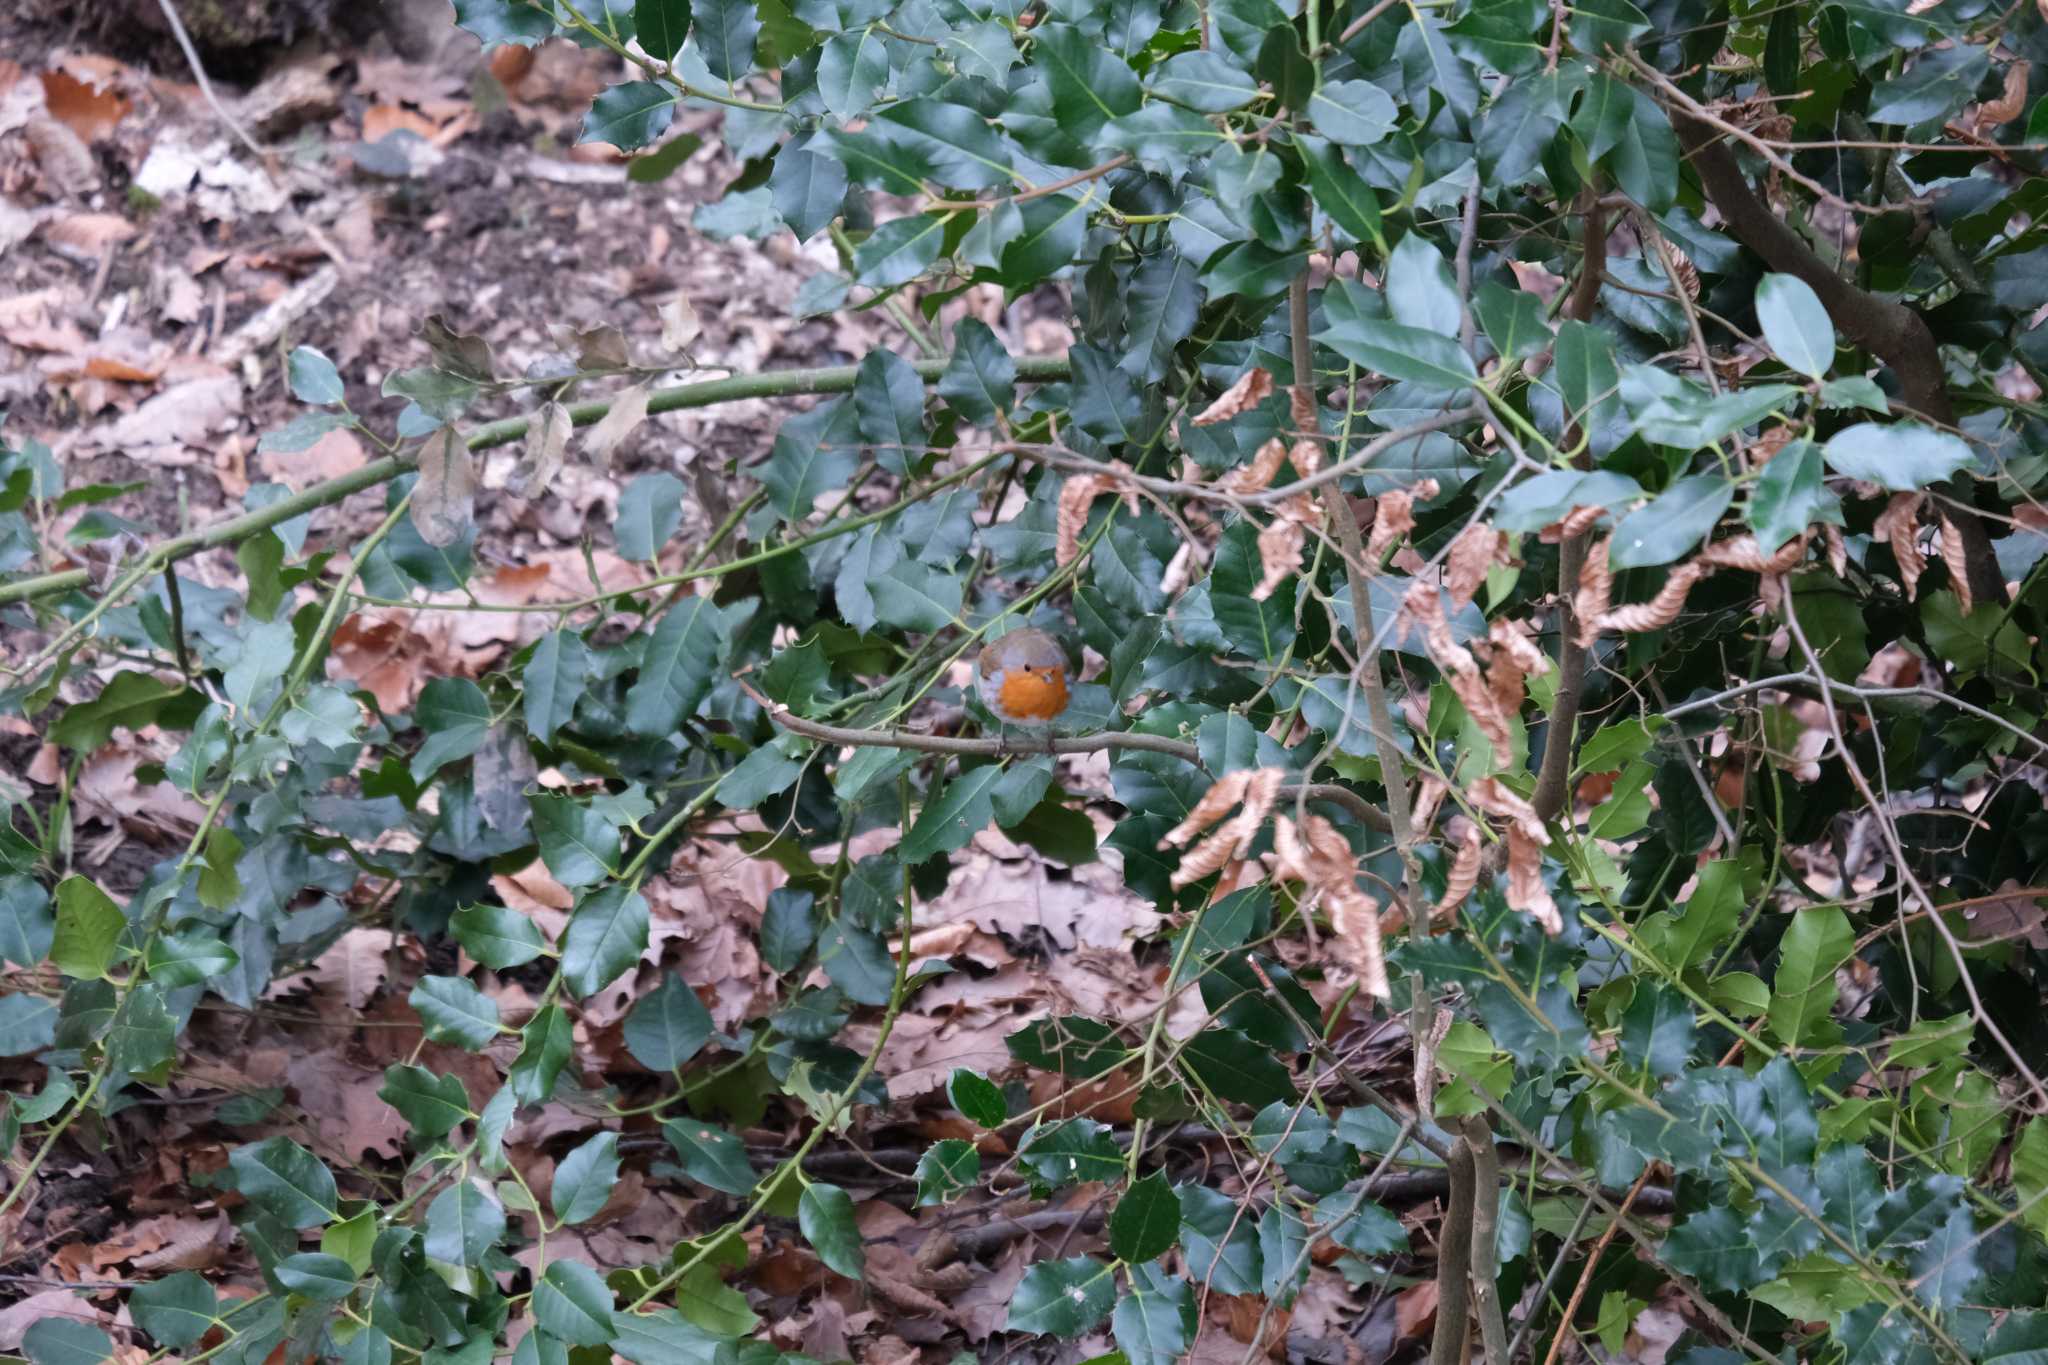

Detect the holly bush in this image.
[3,0,2048,1362]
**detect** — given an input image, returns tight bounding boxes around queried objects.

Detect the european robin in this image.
[976,627,1071,743]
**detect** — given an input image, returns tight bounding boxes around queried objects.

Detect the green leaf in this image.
[760,888,817,973]
[692,0,760,82]
[51,670,194,751]
[903,764,1007,862]
[624,974,714,1070]
[1821,422,1975,491]
[1180,1027,1297,1106]
[662,1119,758,1194]
[410,677,492,780]
[853,348,928,475]
[1607,475,1734,570]
[0,876,54,969]
[817,922,897,1005]
[1769,907,1853,1047]
[1032,25,1141,136]
[0,992,55,1057]
[948,1068,1008,1127]
[1120,250,1202,384]
[561,886,649,998]
[939,319,1016,426]
[1006,1257,1115,1337]
[577,79,679,150]
[770,146,847,243]
[1296,135,1384,252]
[51,876,124,980]
[129,1271,217,1348]
[1661,1206,1765,1292]
[626,596,727,735]
[273,1252,358,1301]
[819,30,889,120]
[1604,85,1679,212]
[1114,1263,1195,1365]
[104,984,175,1075]
[916,1138,979,1204]
[22,1321,112,1365]
[616,471,688,560]
[1151,51,1258,111]
[424,1178,506,1265]
[1179,1184,1262,1293]
[143,929,237,988]
[854,213,947,288]
[1755,273,1836,379]
[451,905,548,969]
[1020,1119,1126,1186]
[1317,312,1478,389]
[1747,439,1837,552]
[1619,982,1695,1079]
[411,975,502,1050]
[452,0,555,46]
[1868,44,1988,124]
[799,1182,866,1279]
[288,346,344,405]
[636,0,691,59]
[533,1259,619,1347]
[553,1132,622,1225]
[379,1064,471,1139]
[1109,1172,1180,1263]
[532,795,621,889]
[1476,73,1565,185]
[1474,281,1551,362]
[877,100,1020,192]
[761,399,859,520]
[229,1136,340,1228]
[1307,79,1397,147]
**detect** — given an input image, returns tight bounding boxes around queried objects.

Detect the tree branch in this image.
[1665,108,2008,607]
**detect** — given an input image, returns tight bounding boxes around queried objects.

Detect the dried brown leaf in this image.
[1253,516,1306,601]
[1220,437,1289,495]
[659,292,702,354]
[1505,826,1562,935]
[1326,884,1389,999]
[1468,775,1546,844]
[1055,466,1137,566]
[1367,479,1439,562]
[1194,367,1274,425]
[1444,523,1508,610]
[1435,819,1483,923]
[509,400,573,498]
[582,383,650,471]
[1939,514,1972,614]
[411,426,476,548]
[1874,492,1927,600]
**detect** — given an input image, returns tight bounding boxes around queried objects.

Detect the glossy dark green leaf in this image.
[1113,1263,1195,1365]
[130,1271,217,1348]
[410,677,492,780]
[817,922,896,1005]
[531,795,621,889]
[1179,1184,1262,1293]
[625,596,728,735]
[23,1320,112,1365]
[510,1003,574,1104]
[450,905,549,969]
[1296,135,1384,251]
[1307,79,1397,147]
[916,1138,979,1204]
[693,0,761,82]
[1019,1119,1124,1186]
[799,1182,866,1279]
[379,1064,471,1139]
[1006,1256,1115,1337]
[561,885,649,998]
[1032,25,1141,136]
[1868,45,1988,124]
[580,82,677,151]
[662,1118,758,1194]
[616,471,688,560]
[770,146,847,243]
[636,0,691,59]
[1755,273,1836,379]
[853,213,947,287]
[533,1259,618,1346]
[1317,312,1478,389]
[819,30,889,120]
[760,887,817,973]
[624,974,715,1069]
[761,398,860,521]
[854,348,927,475]
[1747,440,1836,552]
[1180,1027,1296,1107]
[522,629,588,746]
[274,1252,358,1300]
[411,975,501,1050]
[1821,423,1975,491]
[1151,50,1258,111]
[0,876,54,970]
[228,1136,340,1228]
[1109,1172,1180,1262]
[553,1132,622,1225]
[424,1178,506,1265]
[452,0,555,46]
[288,346,344,406]
[948,1068,1008,1127]
[1120,250,1201,383]
[1607,475,1734,570]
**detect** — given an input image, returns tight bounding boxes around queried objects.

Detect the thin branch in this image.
[930,157,1131,213]
[744,681,1205,762]
[155,0,269,164]
[1460,1114,1510,1365]
[0,354,1070,610]
[1430,1134,1478,1365]
[1537,1166,1653,1365]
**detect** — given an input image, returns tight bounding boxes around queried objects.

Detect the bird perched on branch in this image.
[976,627,1070,746]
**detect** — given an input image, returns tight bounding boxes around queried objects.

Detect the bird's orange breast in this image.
[997,667,1069,721]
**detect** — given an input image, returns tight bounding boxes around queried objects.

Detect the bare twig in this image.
[154,0,270,164]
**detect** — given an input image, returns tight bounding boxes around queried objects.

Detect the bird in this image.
[976,627,1071,748]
